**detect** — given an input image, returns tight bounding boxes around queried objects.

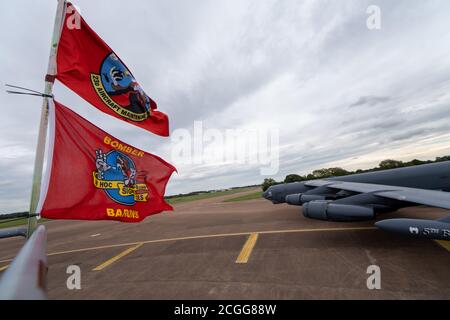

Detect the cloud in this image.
[349,96,391,108]
[389,128,431,142]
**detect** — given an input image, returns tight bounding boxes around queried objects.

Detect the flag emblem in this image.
[93,149,149,205]
[90,53,152,122]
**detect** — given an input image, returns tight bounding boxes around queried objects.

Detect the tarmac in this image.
[0,188,449,299]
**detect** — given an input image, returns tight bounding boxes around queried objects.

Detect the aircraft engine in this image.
[285,193,303,205]
[300,194,326,203]
[286,193,327,205]
[285,186,335,205]
[264,182,311,204]
[302,200,374,221]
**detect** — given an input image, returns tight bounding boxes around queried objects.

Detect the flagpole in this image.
[27,0,67,238]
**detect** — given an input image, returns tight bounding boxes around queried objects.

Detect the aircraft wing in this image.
[304,180,450,210]
[302,180,450,240]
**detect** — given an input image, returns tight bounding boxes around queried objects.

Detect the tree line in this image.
[261,155,450,191]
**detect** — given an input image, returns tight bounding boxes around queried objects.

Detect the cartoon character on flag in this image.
[98,53,152,115]
[94,149,148,206]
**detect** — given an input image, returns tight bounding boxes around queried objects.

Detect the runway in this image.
[0,188,449,299]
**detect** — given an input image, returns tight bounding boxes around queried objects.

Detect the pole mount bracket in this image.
[45,74,56,83]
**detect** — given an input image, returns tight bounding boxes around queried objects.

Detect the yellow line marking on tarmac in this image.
[0,227,377,264]
[435,240,450,252]
[0,265,8,272]
[93,243,143,271]
[236,233,259,264]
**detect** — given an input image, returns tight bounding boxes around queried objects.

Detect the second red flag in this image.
[38,100,176,223]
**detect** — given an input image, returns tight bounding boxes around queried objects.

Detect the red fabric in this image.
[56,2,169,136]
[40,100,176,223]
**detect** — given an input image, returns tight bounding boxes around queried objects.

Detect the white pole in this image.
[27,0,67,238]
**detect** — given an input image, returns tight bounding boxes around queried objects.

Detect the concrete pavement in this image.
[0,188,449,299]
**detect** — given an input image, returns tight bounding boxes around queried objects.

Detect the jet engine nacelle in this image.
[302,200,375,222]
[285,194,327,205]
[300,194,326,203]
[285,194,302,205]
[263,182,310,204]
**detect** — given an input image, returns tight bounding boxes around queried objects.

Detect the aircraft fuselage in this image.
[263,161,450,204]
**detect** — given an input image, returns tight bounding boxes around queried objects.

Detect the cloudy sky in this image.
[1,0,450,213]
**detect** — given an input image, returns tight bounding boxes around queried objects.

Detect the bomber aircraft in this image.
[262,161,450,240]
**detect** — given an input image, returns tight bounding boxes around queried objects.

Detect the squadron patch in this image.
[93,149,149,205]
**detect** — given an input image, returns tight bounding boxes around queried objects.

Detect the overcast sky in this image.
[1,0,450,213]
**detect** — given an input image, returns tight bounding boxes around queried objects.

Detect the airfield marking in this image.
[93,243,143,271]
[0,227,378,264]
[435,240,450,252]
[236,233,259,264]
[0,265,8,272]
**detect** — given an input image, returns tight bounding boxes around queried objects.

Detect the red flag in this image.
[55,2,169,137]
[38,100,176,223]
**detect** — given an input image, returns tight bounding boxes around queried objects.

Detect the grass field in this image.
[166,188,256,205]
[223,191,262,202]
[0,218,47,230]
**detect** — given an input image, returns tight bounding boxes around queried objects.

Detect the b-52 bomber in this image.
[263,161,450,240]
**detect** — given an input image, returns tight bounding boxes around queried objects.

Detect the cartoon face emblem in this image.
[90,53,152,122]
[93,149,149,205]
